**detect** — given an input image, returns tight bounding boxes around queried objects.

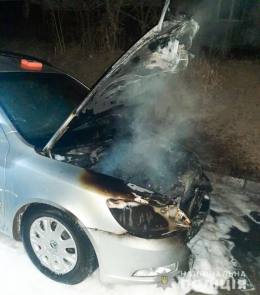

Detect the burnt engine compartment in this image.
[69,139,195,194]
[51,105,200,195]
[49,105,211,238]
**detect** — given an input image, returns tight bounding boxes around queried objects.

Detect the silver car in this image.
[0,1,210,285]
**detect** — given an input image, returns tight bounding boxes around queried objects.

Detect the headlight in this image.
[106,198,190,238]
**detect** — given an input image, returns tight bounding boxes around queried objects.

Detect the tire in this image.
[21,204,98,285]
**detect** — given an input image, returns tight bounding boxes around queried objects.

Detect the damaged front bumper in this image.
[84,190,210,284]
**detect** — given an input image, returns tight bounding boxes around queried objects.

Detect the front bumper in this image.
[85,229,190,284]
[84,195,210,284]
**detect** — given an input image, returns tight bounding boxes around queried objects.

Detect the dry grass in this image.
[183,56,224,101]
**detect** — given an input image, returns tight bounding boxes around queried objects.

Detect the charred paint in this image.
[58,137,210,239]
[79,169,174,206]
[79,169,134,198]
[79,169,191,238]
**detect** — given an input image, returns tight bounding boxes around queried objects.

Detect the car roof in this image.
[0,50,62,74]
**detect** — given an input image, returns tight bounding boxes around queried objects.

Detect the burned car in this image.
[0,0,210,285]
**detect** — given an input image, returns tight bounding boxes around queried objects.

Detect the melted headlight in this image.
[106,198,190,238]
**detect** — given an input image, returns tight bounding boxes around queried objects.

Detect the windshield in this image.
[0,72,89,146]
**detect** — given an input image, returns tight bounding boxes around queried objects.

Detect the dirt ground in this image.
[1,40,259,182]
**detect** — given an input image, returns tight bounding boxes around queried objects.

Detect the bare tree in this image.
[23,0,30,19]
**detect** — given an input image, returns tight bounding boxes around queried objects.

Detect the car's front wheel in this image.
[21,204,98,284]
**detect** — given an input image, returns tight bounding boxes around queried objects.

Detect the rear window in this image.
[0,72,89,146]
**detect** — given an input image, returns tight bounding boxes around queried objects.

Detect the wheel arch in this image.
[12,201,84,241]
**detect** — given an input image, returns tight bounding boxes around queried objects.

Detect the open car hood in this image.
[43,0,199,153]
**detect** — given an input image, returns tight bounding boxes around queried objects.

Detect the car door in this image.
[0,126,9,229]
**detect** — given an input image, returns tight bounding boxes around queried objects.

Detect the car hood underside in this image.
[43,0,199,154]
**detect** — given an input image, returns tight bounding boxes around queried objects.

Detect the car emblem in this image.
[50,240,58,249]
